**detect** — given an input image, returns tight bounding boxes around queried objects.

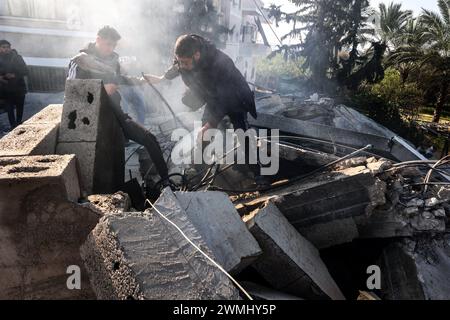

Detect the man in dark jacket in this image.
[0,40,28,130]
[145,34,268,184]
[67,26,169,183]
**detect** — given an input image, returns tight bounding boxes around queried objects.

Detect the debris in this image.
[175,191,262,274]
[238,165,386,249]
[80,189,240,300]
[380,236,450,300]
[244,202,345,300]
[82,192,132,215]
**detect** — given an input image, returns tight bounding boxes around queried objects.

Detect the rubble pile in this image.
[0,82,449,300]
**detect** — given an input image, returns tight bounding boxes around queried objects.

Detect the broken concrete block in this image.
[380,236,450,300]
[23,104,63,125]
[244,202,345,300]
[80,189,240,300]
[175,191,262,274]
[57,80,125,195]
[0,155,100,299]
[0,123,59,157]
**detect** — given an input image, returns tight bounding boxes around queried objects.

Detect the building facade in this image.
[0,0,269,92]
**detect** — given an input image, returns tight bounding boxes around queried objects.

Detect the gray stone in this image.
[433,208,446,218]
[175,191,262,274]
[407,199,424,208]
[244,202,345,300]
[80,189,240,300]
[425,197,440,208]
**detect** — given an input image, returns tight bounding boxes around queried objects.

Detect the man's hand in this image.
[104,83,118,96]
[143,74,164,85]
[0,75,7,84]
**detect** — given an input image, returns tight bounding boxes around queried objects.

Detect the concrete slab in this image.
[237,169,385,249]
[80,189,240,300]
[249,112,419,162]
[244,202,345,300]
[175,191,262,274]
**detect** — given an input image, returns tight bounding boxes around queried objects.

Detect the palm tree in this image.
[377,2,413,49]
[389,0,450,123]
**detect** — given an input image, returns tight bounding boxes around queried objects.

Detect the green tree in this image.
[267,0,382,92]
[377,2,413,49]
[389,0,450,123]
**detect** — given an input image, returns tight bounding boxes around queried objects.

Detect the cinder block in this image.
[0,155,100,299]
[24,104,63,125]
[59,80,111,142]
[57,80,125,195]
[244,202,345,300]
[175,191,262,274]
[57,141,124,196]
[80,188,240,300]
[0,123,59,157]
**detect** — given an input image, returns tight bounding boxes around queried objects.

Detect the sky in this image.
[261,0,440,46]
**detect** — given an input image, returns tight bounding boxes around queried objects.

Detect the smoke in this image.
[1,0,203,120]
[70,0,192,117]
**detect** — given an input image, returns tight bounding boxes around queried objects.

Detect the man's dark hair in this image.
[175,34,203,57]
[0,40,11,47]
[97,26,121,42]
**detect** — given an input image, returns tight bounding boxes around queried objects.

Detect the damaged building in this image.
[0,79,449,300]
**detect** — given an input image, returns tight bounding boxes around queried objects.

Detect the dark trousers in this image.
[209,112,261,177]
[109,97,169,180]
[5,94,25,128]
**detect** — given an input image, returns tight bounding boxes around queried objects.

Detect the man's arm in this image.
[143,61,180,84]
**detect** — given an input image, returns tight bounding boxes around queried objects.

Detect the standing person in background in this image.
[0,40,28,131]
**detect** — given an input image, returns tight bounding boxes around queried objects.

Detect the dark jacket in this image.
[0,49,28,96]
[164,36,257,127]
